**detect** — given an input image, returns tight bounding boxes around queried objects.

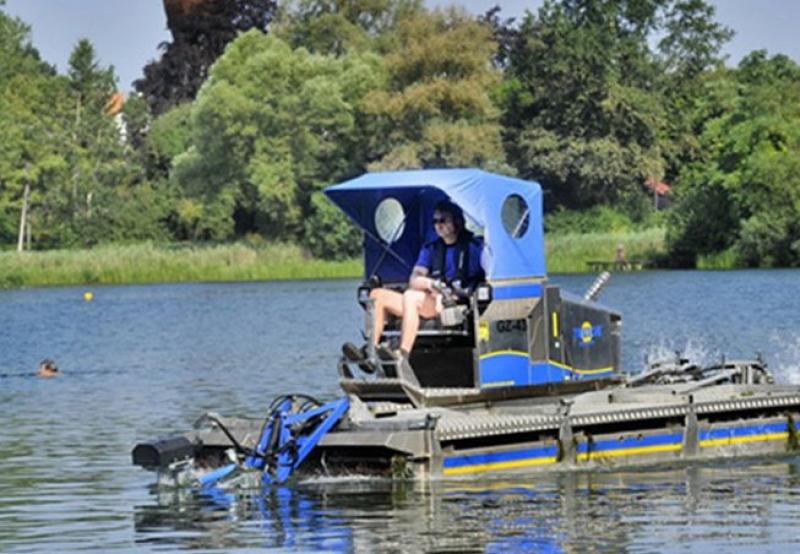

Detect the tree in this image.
[135,0,277,116]
[658,0,733,80]
[33,39,127,246]
[0,12,171,250]
[500,0,731,214]
[172,31,384,249]
[0,8,68,246]
[667,51,800,267]
[361,8,507,171]
[275,0,422,55]
[657,0,733,178]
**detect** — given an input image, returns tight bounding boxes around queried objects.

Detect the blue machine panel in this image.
[479,357,614,389]
[478,352,529,388]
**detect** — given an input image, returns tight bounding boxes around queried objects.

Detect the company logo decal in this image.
[572,321,603,347]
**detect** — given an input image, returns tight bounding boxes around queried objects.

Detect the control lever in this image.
[430,279,466,327]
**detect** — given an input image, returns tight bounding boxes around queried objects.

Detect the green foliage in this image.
[0,10,65,243]
[545,206,634,235]
[121,93,152,152]
[173,31,384,244]
[667,51,800,267]
[737,212,800,268]
[361,8,508,171]
[303,192,362,258]
[68,38,116,107]
[149,103,193,161]
[696,247,739,270]
[276,0,422,55]
[0,10,173,250]
[502,0,730,212]
[658,0,733,79]
[665,179,739,267]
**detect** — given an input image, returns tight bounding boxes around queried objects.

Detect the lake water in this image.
[1,270,800,552]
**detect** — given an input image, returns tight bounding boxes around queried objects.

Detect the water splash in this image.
[640,338,717,370]
[767,331,800,384]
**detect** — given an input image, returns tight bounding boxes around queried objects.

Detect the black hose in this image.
[267,394,322,413]
[205,415,255,457]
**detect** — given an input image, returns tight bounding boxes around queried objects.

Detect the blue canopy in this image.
[324,169,546,282]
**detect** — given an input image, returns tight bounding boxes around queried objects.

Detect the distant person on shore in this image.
[37,359,59,378]
[615,243,626,263]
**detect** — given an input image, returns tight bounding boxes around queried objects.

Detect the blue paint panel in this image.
[576,432,683,454]
[530,362,613,384]
[479,354,529,387]
[492,283,543,300]
[444,445,559,469]
[699,422,788,441]
[482,359,614,388]
[530,362,564,385]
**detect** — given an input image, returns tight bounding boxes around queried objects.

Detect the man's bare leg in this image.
[400,290,438,353]
[370,288,404,345]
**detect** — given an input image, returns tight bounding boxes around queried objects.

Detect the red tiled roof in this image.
[645,179,671,196]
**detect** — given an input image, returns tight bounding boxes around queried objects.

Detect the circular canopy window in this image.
[374,197,405,243]
[501,194,530,238]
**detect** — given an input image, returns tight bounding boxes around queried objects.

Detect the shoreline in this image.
[1,230,668,289]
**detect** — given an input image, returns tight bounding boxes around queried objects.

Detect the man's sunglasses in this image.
[432,217,450,225]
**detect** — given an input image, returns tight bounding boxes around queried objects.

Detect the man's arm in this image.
[410,242,436,292]
[409,266,435,292]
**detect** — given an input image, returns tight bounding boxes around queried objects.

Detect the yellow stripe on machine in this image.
[547,359,613,375]
[571,366,614,375]
[577,443,682,461]
[479,350,528,360]
[699,432,788,448]
[443,456,558,476]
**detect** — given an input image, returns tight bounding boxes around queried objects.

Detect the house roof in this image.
[645,179,672,196]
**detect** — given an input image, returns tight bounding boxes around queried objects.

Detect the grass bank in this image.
[0,242,361,288]
[1,229,667,289]
[545,227,666,273]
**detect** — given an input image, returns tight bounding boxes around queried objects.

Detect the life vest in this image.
[430,231,484,289]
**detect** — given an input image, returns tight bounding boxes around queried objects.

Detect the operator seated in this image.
[343,200,484,370]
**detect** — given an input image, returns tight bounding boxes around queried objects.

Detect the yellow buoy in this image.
[83,291,94,302]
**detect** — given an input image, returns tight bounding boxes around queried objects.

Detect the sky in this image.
[3,0,800,92]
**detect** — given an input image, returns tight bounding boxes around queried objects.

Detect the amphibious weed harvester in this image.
[133,169,800,487]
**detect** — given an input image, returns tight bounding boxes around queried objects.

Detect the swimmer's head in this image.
[37,359,59,378]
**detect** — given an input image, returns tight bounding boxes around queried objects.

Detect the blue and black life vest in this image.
[430,231,484,290]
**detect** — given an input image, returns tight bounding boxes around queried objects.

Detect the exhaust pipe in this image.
[584,271,611,302]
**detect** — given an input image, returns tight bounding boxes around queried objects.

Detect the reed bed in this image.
[545,228,666,273]
[696,248,739,270]
[0,242,362,288]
